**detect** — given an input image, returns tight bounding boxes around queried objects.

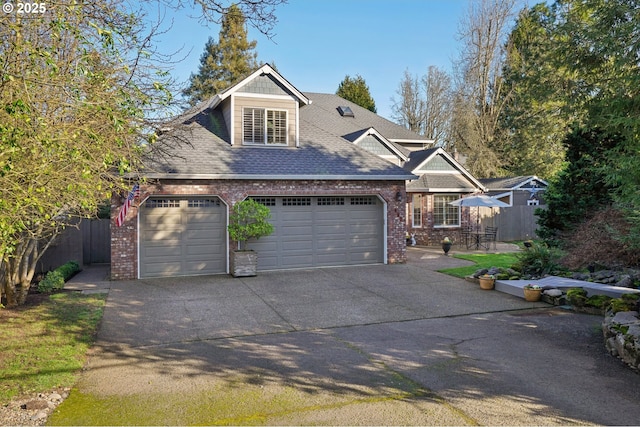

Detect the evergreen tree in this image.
[183,4,259,106]
[336,74,377,113]
[536,128,619,246]
[499,4,570,179]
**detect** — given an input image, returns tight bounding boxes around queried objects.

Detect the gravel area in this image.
[0,389,69,426]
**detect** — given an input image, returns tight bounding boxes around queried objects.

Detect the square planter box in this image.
[231,250,258,277]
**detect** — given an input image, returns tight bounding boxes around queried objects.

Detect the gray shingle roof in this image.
[407,174,479,192]
[144,100,417,180]
[301,93,430,147]
[402,148,438,172]
[480,176,547,191]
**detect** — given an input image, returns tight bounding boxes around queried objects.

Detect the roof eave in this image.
[407,188,479,193]
[140,173,418,181]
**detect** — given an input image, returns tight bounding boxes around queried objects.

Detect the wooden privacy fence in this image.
[479,205,545,242]
[38,219,111,272]
[81,219,111,264]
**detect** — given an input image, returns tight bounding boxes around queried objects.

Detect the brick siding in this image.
[111,179,408,280]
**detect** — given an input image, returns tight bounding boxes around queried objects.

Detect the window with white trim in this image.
[243,107,287,145]
[412,194,422,228]
[433,194,460,227]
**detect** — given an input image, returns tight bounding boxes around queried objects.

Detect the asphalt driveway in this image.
[50,247,640,425]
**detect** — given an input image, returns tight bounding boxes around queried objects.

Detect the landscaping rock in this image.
[602,310,640,372]
[572,272,590,281]
[0,388,70,426]
[615,275,634,289]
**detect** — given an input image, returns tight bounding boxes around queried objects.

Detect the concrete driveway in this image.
[51,247,640,425]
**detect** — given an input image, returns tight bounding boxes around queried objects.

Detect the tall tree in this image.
[391,70,424,133]
[0,2,171,307]
[451,0,520,177]
[183,3,259,106]
[556,0,640,218]
[0,0,283,307]
[336,74,377,113]
[180,0,285,37]
[391,67,452,146]
[536,128,619,245]
[550,0,640,249]
[499,3,570,178]
[423,66,453,146]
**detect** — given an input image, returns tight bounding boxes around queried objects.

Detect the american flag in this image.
[115,184,140,227]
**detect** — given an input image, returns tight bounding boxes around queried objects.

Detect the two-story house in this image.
[110,64,422,279]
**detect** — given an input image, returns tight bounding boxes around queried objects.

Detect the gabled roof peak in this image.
[208,64,311,109]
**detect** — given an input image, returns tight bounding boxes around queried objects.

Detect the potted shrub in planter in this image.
[478,274,495,290]
[228,199,274,277]
[523,284,542,301]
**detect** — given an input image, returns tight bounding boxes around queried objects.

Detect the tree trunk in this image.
[0,235,46,307]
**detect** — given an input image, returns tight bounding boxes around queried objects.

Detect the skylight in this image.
[338,106,354,117]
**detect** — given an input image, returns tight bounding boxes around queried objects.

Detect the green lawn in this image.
[439,253,520,278]
[0,292,106,404]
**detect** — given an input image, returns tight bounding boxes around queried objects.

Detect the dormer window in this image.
[243,107,287,145]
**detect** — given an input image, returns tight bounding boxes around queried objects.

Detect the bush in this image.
[228,199,274,250]
[562,208,640,270]
[514,242,564,278]
[566,288,588,307]
[38,261,80,293]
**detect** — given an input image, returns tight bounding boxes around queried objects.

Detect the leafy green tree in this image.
[0,2,170,306]
[554,0,640,241]
[336,74,377,113]
[506,0,640,251]
[183,3,259,106]
[536,128,619,245]
[499,3,570,178]
[0,0,283,307]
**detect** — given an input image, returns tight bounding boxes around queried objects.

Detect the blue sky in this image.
[152,0,469,120]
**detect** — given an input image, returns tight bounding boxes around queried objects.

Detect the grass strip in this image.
[438,253,519,278]
[0,292,106,404]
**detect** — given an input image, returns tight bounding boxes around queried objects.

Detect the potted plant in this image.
[228,199,274,277]
[478,274,495,290]
[442,237,452,255]
[523,284,542,301]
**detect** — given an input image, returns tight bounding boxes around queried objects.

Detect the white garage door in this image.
[139,197,226,278]
[247,196,384,270]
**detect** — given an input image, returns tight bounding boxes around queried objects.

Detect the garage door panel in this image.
[185,228,221,240]
[317,238,347,250]
[282,253,314,267]
[143,245,183,257]
[315,211,346,221]
[140,197,227,278]
[350,237,381,248]
[251,195,383,271]
[281,240,313,251]
[316,224,347,235]
[184,213,223,225]
[185,259,224,274]
[145,262,183,276]
[186,244,224,256]
[143,229,182,242]
[279,225,313,237]
[143,213,182,226]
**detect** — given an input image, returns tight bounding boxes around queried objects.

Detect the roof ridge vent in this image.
[337,106,354,117]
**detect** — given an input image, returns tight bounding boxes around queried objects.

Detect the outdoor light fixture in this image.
[395,191,403,202]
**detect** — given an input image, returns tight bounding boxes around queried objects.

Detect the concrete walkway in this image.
[51,248,640,426]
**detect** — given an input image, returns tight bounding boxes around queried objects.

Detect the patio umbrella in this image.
[449,194,509,229]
